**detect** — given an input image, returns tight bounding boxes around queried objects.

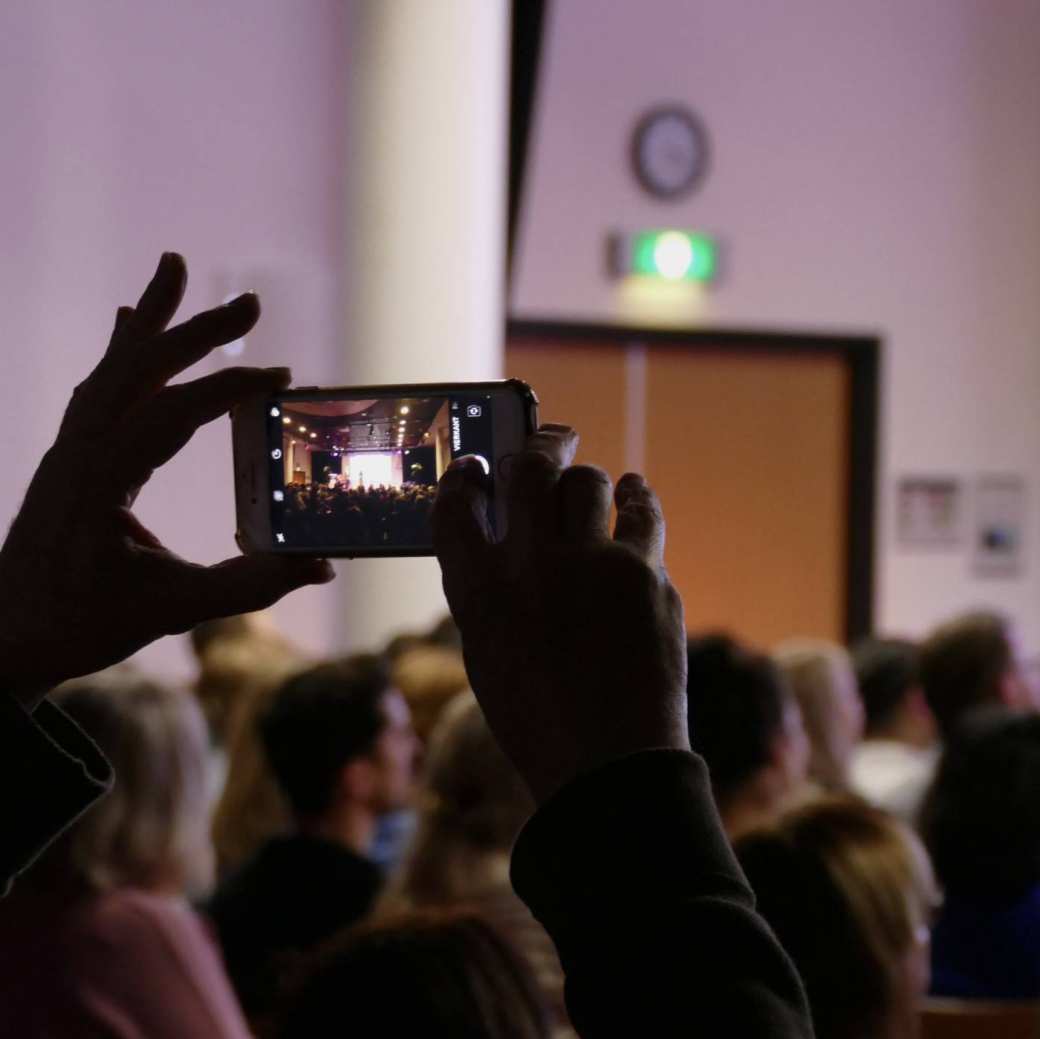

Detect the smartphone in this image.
[232,380,538,557]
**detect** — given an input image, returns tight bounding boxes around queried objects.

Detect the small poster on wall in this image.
[896,476,963,548]
[973,474,1026,578]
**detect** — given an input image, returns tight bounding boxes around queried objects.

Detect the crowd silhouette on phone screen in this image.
[3,255,1040,1039]
[283,483,438,548]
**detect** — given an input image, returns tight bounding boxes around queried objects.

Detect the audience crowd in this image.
[4,254,1040,1038]
[283,482,437,547]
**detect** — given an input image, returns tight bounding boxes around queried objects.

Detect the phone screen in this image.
[265,392,495,551]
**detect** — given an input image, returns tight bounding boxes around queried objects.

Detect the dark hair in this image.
[276,908,549,1039]
[686,634,791,804]
[852,637,919,735]
[920,709,1040,902]
[260,654,391,818]
[736,799,934,1039]
[919,611,1012,738]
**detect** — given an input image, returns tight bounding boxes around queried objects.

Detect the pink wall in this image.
[0,1,350,678]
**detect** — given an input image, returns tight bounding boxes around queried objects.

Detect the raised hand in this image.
[0,254,334,707]
[433,425,688,802]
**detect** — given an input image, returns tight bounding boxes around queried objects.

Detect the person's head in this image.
[394,693,534,906]
[211,666,298,878]
[48,668,214,897]
[920,709,1040,902]
[189,611,302,745]
[737,799,937,1039]
[919,611,1028,740]
[391,644,471,744]
[276,907,548,1038]
[260,654,419,827]
[852,637,934,747]
[774,639,865,791]
[686,634,809,829]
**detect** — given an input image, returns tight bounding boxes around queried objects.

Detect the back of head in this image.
[852,637,920,737]
[396,693,534,905]
[260,654,390,820]
[736,799,935,1039]
[392,644,470,744]
[49,668,213,896]
[919,611,1014,739]
[774,639,863,791]
[920,708,1040,902]
[276,908,549,1039]
[190,613,302,745]
[686,634,795,805]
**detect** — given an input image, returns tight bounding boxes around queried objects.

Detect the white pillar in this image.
[339,0,509,650]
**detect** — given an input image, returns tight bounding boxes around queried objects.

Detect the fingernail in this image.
[224,291,257,308]
[448,455,484,473]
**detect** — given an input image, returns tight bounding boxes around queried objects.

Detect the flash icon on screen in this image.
[275,533,286,544]
[273,490,284,502]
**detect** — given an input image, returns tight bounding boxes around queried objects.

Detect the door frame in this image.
[506,319,880,642]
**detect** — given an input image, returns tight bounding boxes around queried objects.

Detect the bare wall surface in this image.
[513,0,1040,651]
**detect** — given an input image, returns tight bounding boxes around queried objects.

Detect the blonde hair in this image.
[191,617,301,745]
[391,644,470,745]
[774,639,860,791]
[210,658,303,877]
[50,669,214,896]
[737,798,937,1039]
[389,693,534,906]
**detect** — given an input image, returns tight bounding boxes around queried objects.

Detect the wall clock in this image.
[631,104,710,200]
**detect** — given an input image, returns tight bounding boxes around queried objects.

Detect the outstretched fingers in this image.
[116,252,188,345]
[71,254,261,433]
[124,365,292,484]
[613,472,666,570]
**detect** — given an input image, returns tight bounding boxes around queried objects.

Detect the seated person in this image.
[274,908,550,1038]
[773,639,865,793]
[207,653,420,1021]
[849,637,938,824]
[736,798,937,1039]
[686,634,810,840]
[0,669,250,1038]
[919,611,1033,742]
[920,709,1040,999]
[384,692,570,1033]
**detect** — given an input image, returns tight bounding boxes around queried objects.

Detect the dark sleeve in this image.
[0,693,112,896]
[510,749,814,1038]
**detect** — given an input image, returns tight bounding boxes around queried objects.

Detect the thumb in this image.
[171,553,335,628]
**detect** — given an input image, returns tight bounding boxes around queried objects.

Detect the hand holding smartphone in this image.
[233,381,537,557]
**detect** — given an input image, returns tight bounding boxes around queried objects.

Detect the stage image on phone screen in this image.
[266,395,495,549]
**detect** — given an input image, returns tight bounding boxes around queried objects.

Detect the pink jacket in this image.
[0,887,252,1038]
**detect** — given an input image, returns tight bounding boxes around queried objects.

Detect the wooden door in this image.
[506,332,855,648]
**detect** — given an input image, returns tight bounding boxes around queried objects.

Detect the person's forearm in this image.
[0,693,112,895]
[511,750,813,1038]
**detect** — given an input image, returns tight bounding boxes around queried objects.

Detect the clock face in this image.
[632,106,709,200]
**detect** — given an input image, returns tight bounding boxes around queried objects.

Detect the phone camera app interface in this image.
[268,394,494,549]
